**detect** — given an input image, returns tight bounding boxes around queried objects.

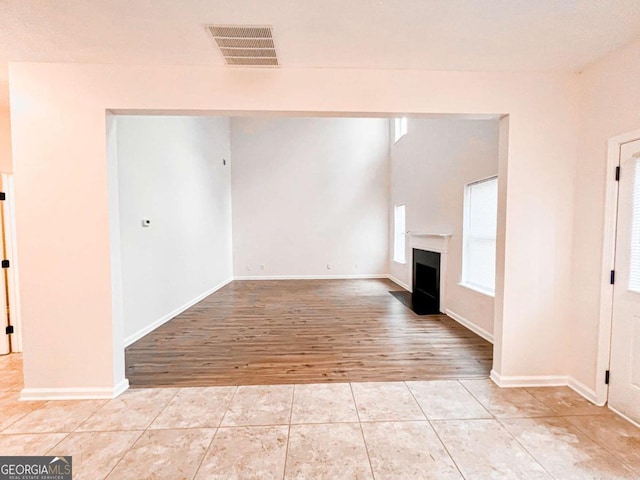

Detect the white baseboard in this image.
[387,275,411,291]
[608,405,640,428]
[21,379,130,401]
[123,277,233,347]
[445,309,494,344]
[490,372,605,407]
[234,274,388,281]
[490,370,568,388]
[567,376,602,406]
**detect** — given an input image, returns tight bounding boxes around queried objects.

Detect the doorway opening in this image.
[106,112,507,389]
[0,174,19,356]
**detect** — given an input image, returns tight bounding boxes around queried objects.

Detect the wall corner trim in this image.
[20,379,130,401]
[490,370,567,388]
[445,308,494,344]
[490,372,605,407]
[567,376,603,406]
[123,277,233,347]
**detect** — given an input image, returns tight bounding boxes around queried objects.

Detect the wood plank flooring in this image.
[125,279,493,388]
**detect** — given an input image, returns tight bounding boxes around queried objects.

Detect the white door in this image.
[610,138,640,423]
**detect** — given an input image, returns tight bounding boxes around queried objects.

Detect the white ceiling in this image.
[1,0,640,107]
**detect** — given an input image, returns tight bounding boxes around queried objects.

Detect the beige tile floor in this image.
[1,354,639,479]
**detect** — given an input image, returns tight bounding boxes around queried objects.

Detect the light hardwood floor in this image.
[125,279,493,388]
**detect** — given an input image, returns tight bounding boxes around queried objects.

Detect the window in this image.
[394,117,407,143]
[462,177,498,295]
[630,160,640,292]
[394,204,406,264]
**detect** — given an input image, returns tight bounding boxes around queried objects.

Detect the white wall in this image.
[569,37,640,402]
[0,108,12,173]
[231,117,389,278]
[389,119,499,337]
[116,115,233,344]
[8,63,578,396]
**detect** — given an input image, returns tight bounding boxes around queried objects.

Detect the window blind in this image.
[463,177,498,294]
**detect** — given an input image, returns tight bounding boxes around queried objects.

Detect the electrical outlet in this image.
[246,265,251,271]
[327,264,331,270]
[260,264,265,270]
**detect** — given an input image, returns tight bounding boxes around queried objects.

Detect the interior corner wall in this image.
[116,115,233,343]
[230,117,390,278]
[389,119,499,337]
[491,116,510,373]
[570,37,640,400]
[0,108,12,173]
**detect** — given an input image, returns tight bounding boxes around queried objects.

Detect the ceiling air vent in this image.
[206,25,278,67]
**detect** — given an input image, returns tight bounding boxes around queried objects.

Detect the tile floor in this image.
[1,354,639,479]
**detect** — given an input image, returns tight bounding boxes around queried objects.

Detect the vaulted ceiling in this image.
[1,0,640,107]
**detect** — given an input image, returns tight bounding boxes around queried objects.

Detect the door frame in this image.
[1,174,21,353]
[597,128,640,406]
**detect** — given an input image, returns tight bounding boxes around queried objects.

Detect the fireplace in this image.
[412,249,441,314]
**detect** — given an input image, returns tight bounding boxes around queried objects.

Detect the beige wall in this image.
[116,115,234,344]
[8,63,579,395]
[231,117,390,278]
[0,108,12,173]
[569,38,640,402]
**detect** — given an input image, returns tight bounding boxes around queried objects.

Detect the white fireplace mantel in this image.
[408,233,452,312]
[408,233,451,253]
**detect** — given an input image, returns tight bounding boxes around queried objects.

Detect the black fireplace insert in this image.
[412,249,441,314]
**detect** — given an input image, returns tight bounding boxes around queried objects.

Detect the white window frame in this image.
[393,204,406,264]
[460,176,498,297]
[394,117,408,144]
